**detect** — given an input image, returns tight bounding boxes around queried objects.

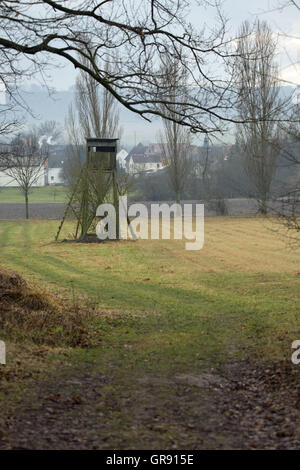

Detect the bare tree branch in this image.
[0,0,275,135]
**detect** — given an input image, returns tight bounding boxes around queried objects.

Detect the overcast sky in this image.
[220,0,300,85]
[42,0,300,90]
[3,0,299,147]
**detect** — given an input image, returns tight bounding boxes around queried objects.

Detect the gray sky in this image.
[43,0,299,90]
[221,0,300,84]
[9,0,300,147]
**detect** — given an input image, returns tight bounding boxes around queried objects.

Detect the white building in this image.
[48,167,64,185]
[128,154,165,175]
[117,149,128,170]
[0,167,46,187]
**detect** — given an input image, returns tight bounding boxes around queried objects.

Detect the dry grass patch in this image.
[0,268,98,348]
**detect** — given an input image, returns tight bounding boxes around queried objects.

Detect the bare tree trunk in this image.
[260,194,267,215]
[24,188,29,219]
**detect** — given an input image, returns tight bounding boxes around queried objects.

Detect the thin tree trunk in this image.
[260,195,268,215]
[25,189,29,219]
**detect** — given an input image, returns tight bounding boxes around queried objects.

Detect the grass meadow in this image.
[1,216,300,449]
[0,186,67,203]
[0,216,299,371]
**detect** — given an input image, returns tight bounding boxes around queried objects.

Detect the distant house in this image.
[48,168,64,185]
[128,153,165,174]
[117,149,128,170]
[126,142,166,175]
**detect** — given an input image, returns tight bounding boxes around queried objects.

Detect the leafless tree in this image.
[75,61,120,140]
[159,56,192,204]
[234,20,286,214]
[64,55,123,239]
[0,132,48,218]
[65,59,121,172]
[248,1,300,238]
[269,89,300,238]
[0,0,254,135]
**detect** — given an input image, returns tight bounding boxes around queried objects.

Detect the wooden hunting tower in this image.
[86,138,118,171]
[55,137,120,242]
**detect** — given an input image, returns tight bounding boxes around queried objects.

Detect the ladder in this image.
[55,167,84,241]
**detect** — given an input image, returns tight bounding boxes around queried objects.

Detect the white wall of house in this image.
[48,167,64,185]
[117,149,128,169]
[134,162,162,173]
[128,158,134,174]
[0,167,45,187]
[128,158,164,175]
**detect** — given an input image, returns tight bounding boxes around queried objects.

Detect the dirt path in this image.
[1,359,300,450]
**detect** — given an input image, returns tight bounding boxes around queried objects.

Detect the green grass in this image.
[1,217,300,450]
[0,186,67,203]
[0,217,299,376]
